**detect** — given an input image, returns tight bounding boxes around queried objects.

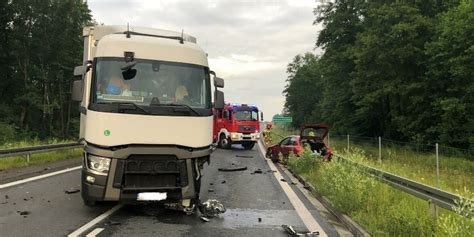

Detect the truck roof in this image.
[85,25,208,67]
[83,25,197,43]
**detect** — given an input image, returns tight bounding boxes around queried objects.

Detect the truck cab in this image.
[214,103,261,149]
[71,25,224,211]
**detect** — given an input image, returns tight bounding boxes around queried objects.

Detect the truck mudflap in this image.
[81,143,211,203]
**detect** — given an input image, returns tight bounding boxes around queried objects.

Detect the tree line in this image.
[0,0,91,143]
[284,0,473,149]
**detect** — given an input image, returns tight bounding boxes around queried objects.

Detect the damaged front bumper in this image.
[81,143,211,203]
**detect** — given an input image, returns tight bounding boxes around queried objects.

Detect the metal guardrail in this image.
[0,143,82,159]
[335,154,473,217]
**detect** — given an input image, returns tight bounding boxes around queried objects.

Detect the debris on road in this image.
[258,217,262,222]
[208,189,215,192]
[291,182,297,185]
[1,201,8,204]
[108,220,121,226]
[18,211,30,216]
[268,170,277,173]
[254,169,263,174]
[218,166,247,172]
[5,195,9,199]
[282,225,320,236]
[200,216,210,222]
[199,199,226,218]
[64,188,80,194]
[209,182,214,186]
[221,180,226,184]
[236,155,254,158]
[280,178,286,182]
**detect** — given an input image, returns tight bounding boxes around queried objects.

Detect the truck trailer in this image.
[71,25,225,212]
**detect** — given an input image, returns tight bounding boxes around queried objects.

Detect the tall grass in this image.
[288,149,474,236]
[0,139,82,170]
[330,138,473,197]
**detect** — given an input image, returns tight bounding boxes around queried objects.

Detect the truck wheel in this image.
[218,134,231,149]
[242,142,255,150]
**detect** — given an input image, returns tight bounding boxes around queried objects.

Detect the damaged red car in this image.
[266,124,333,162]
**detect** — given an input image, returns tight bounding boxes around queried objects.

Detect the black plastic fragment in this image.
[218,166,247,172]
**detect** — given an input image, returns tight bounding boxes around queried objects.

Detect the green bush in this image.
[0,122,16,143]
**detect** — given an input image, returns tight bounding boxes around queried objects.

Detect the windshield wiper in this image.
[100,102,150,115]
[156,103,200,116]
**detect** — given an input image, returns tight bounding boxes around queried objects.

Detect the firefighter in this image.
[263,122,273,145]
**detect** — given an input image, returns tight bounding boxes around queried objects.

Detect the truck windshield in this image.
[92,58,210,110]
[234,110,258,121]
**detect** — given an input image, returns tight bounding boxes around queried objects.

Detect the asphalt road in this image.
[0,143,352,237]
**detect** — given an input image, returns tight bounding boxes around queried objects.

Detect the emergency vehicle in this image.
[214,103,261,149]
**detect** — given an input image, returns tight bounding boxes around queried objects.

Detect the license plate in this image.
[137,192,167,201]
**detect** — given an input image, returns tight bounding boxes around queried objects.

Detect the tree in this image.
[425,0,474,148]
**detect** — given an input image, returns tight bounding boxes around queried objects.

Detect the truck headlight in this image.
[231,133,239,139]
[256,134,261,139]
[87,155,111,175]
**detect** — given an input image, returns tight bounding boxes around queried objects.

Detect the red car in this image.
[266,124,333,162]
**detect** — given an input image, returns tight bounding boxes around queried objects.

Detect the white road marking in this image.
[257,141,327,236]
[86,228,105,237]
[68,204,122,237]
[0,166,82,189]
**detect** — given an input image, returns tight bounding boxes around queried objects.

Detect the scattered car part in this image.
[282,224,319,236]
[65,188,80,194]
[199,199,226,218]
[218,166,247,172]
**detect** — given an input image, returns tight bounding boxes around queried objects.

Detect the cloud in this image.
[87,0,321,117]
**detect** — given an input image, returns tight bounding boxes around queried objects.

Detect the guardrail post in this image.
[26,153,30,163]
[436,143,440,188]
[378,136,382,163]
[347,134,350,151]
[327,132,330,147]
[428,200,438,218]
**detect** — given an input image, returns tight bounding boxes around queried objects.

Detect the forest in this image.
[284,0,473,149]
[0,0,91,143]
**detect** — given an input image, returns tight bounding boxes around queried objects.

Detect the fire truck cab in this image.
[214,103,261,150]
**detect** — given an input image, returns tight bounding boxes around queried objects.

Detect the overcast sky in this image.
[88,0,322,118]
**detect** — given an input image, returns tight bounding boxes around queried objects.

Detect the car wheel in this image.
[218,134,231,149]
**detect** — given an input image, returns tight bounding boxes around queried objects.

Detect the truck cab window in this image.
[92,57,211,115]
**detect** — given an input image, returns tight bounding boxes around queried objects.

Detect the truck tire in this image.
[218,134,231,149]
[242,142,255,150]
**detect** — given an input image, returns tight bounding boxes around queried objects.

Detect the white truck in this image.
[71,25,224,211]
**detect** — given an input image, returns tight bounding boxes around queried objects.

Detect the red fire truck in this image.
[213,103,261,149]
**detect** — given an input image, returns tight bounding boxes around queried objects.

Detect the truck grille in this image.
[238,125,256,133]
[120,155,188,190]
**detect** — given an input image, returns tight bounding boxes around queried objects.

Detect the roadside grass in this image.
[288,149,474,236]
[0,139,82,170]
[330,138,473,197]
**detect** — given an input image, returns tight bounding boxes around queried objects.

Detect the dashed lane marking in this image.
[68,204,122,237]
[0,166,82,189]
[86,228,105,237]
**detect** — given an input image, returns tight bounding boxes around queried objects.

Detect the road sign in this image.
[272,116,292,123]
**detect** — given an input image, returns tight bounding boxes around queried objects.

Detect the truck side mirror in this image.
[73,64,92,77]
[72,80,83,102]
[214,90,224,109]
[260,112,264,121]
[214,77,224,88]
